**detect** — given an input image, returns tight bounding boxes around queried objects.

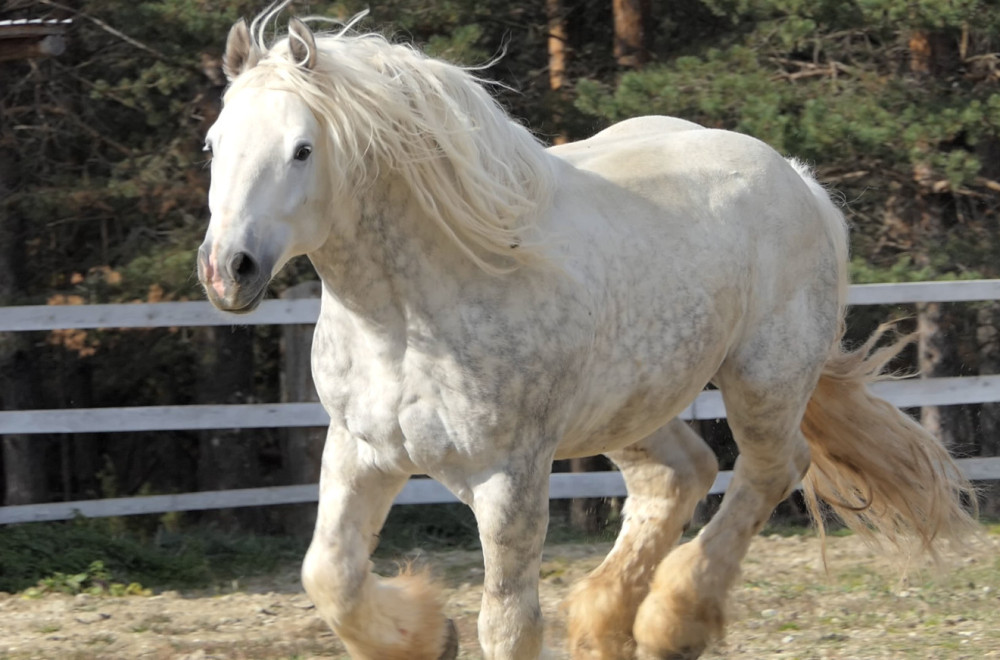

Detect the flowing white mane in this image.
[225,14,556,274]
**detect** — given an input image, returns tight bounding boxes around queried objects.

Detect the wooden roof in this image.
[0,18,72,61]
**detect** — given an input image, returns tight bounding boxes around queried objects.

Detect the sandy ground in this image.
[1,531,998,659]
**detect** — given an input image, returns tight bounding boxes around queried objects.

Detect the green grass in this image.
[0,518,306,594]
[4,514,996,599]
[375,503,482,555]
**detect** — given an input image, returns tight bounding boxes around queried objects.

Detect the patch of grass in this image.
[159,527,307,584]
[376,503,482,555]
[377,499,629,555]
[129,613,172,635]
[21,560,152,598]
[546,516,623,545]
[760,522,853,538]
[834,563,888,592]
[0,518,306,594]
[85,633,115,646]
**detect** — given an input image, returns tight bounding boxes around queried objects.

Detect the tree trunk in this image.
[196,324,260,530]
[917,302,951,444]
[916,302,973,454]
[612,0,652,68]
[906,30,967,453]
[0,123,48,506]
[280,281,325,539]
[546,0,568,93]
[1,346,49,505]
[68,360,101,500]
[908,30,959,76]
[545,0,570,145]
[976,302,1000,517]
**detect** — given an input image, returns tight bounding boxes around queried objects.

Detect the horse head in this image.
[198,17,331,313]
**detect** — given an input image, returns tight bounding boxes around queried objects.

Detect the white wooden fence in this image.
[2,279,1000,524]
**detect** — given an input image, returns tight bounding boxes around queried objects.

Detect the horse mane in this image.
[225,11,556,275]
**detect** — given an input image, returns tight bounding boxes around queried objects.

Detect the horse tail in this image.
[799,324,980,558]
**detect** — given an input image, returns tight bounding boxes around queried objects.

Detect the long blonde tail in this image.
[800,325,979,557]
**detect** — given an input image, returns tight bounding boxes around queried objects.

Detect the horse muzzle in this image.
[197,244,270,314]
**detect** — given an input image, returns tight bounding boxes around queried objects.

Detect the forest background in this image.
[1,0,1000,536]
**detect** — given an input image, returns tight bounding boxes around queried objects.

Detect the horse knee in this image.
[747,439,811,504]
[639,420,718,500]
[301,539,365,620]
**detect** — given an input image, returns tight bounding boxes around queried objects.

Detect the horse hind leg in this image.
[564,419,718,660]
[632,346,822,659]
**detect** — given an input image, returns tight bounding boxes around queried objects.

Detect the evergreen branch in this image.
[37,0,200,75]
[37,0,168,61]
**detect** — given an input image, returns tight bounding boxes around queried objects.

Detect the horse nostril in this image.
[229,251,259,283]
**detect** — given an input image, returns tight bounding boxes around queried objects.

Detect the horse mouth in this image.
[206,280,268,314]
[227,289,267,314]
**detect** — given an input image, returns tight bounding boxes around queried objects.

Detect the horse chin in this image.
[206,281,268,315]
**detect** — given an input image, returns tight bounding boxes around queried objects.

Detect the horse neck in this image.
[308,175,479,330]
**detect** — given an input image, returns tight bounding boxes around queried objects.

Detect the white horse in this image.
[197,9,978,660]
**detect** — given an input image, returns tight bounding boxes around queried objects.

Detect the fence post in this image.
[281,281,324,538]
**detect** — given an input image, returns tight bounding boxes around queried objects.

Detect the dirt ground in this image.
[1,530,998,660]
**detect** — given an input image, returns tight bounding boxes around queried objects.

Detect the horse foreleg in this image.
[301,429,457,660]
[632,385,812,660]
[565,419,718,660]
[472,459,552,660]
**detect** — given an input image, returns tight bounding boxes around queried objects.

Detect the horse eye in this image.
[294,144,312,162]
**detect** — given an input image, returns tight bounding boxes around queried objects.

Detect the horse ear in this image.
[288,17,317,70]
[223,18,260,81]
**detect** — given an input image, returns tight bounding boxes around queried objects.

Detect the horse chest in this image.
[308,314,403,451]
[310,304,576,470]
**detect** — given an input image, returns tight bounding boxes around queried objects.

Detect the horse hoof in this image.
[665,651,701,660]
[637,644,703,660]
[437,618,459,660]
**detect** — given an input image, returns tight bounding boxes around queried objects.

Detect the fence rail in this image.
[2,279,999,333]
[3,280,1000,524]
[2,457,998,525]
[4,375,1000,435]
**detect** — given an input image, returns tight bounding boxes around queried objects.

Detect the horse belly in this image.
[556,302,732,459]
[555,388,695,460]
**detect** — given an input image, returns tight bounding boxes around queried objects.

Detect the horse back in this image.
[546,118,846,453]
[548,116,841,315]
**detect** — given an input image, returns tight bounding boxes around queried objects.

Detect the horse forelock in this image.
[224,17,556,275]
